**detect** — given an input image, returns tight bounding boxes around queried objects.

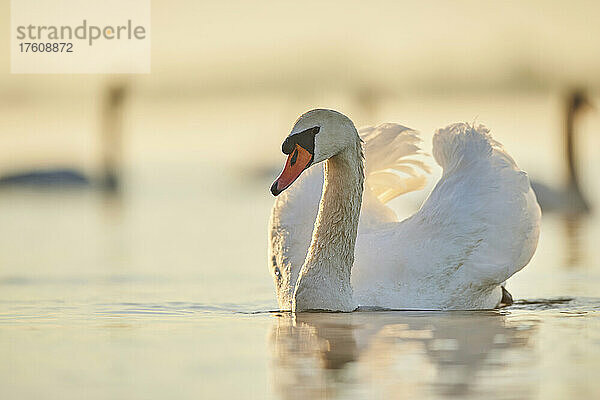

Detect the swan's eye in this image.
[274,267,281,278]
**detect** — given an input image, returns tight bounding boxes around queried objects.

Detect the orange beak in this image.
[271,144,313,196]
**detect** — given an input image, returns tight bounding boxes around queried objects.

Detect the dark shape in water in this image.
[0,83,128,193]
[0,168,90,186]
[531,89,594,213]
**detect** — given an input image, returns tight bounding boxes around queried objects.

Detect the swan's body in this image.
[269,110,541,312]
[531,91,592,213]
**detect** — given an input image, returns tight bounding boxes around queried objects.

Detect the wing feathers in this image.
[360,124,430,204]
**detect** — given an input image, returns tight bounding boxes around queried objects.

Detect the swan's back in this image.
[429,123,541,282]
[353,123,541,309]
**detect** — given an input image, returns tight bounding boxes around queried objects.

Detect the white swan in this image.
[269,109,541,312]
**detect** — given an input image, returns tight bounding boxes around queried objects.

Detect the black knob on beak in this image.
[282,137,295,154]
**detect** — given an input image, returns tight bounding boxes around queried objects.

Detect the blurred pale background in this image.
[1,1,600,399]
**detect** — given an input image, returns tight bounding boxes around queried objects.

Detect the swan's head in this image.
[271,109,358,196]
[570,90,594,113]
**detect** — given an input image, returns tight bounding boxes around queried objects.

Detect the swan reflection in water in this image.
[269,311,538,399]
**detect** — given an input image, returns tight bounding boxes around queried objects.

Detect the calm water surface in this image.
[1,94,600,399]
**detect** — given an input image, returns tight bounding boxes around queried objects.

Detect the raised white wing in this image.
[353,123,541,309]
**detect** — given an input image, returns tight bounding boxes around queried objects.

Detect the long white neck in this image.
[292,137,364,312]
